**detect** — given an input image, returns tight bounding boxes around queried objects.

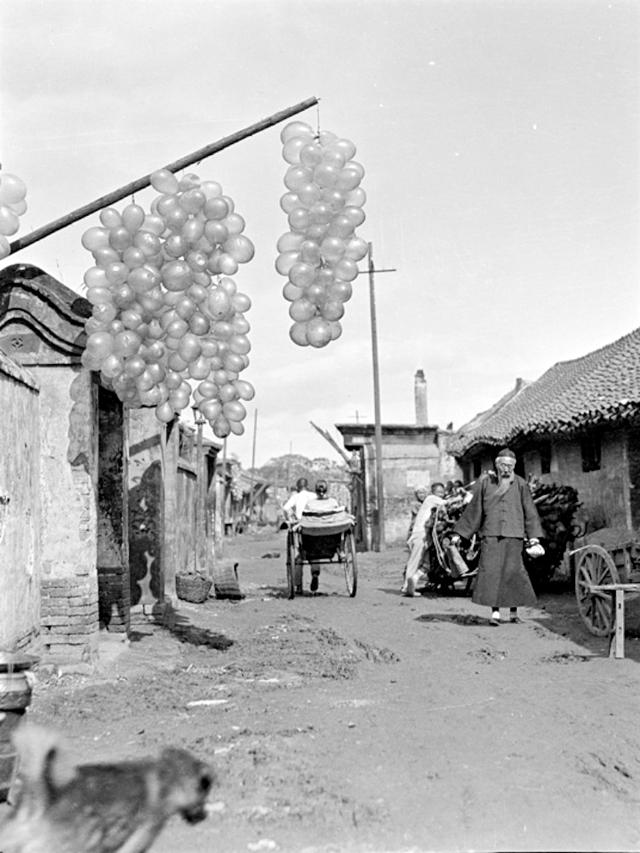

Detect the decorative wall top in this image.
[0,264,91,366]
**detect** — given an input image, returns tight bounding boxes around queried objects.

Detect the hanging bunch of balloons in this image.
[80,169,255,438]
[0,169,28,260]
[276,121,367,348]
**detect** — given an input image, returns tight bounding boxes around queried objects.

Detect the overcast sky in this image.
[1,0,638,467]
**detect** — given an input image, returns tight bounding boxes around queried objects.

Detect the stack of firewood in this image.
[528,477,581,586]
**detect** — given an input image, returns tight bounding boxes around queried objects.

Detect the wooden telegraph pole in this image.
[367,243,384,551]
[366,244,396,552]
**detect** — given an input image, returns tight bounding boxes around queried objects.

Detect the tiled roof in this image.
[453,328,640,455]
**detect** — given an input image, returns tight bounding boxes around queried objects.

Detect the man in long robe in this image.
[452,448,543,625]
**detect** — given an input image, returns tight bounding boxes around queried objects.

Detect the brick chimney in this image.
[414,369,428,425]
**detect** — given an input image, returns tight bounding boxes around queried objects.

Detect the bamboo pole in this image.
[7,96,319,257]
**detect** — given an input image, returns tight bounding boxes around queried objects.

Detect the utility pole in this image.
[367,242,385,551]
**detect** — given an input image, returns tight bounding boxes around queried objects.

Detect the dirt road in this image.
[11,530,640,852]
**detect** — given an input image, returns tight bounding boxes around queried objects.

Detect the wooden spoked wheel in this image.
[286,530,297,600]
[343,529,358,598]
[575,544,620,636]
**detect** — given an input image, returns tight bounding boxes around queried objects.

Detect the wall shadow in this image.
[128,610,234,651]
[129,461,162,607]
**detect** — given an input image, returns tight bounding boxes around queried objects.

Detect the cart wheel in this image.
[575,544,620,636]
[343,529,357,597]
[286,531,296,600]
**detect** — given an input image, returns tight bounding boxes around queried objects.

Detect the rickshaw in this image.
[286,508,357,599]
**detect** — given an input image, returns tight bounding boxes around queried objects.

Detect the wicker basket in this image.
[175,573,212,604]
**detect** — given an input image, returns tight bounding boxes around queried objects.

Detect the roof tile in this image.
[453,328,640,454]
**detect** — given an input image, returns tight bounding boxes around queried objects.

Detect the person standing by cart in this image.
[407,486,429,542]
[402,482,447,597]
[451,448,543,626]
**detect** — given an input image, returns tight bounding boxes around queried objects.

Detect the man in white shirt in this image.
[283,477,315,523]
[283,477,315,594]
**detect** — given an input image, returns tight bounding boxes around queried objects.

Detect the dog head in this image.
[157,747,215,824]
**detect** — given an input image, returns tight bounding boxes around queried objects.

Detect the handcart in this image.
[286,509,357,599]
[573,527,640,656]
[421,499,479,594]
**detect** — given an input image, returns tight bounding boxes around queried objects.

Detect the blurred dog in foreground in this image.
[0,724,214,853]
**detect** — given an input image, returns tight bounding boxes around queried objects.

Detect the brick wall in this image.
[40,577,99,663]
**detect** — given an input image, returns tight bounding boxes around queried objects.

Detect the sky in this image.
[1,0,638,468]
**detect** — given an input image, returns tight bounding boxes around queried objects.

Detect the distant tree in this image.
[252,453,348,490]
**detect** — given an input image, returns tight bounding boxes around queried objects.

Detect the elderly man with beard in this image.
[451,448,543,626]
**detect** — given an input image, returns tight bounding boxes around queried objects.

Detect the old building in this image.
[336,370,462,547]
[452,328,640,534]
[0,264,221,662]
[0,264,113,662]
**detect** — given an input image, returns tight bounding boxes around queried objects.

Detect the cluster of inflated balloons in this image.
[0,170,28,260]
[80,169,255,438]
[276,121,367,348]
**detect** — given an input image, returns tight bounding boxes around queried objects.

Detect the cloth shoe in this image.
[402,575,416,597]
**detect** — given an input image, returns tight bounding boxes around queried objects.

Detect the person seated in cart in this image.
[304,479,340,513]
[301,479,341,592]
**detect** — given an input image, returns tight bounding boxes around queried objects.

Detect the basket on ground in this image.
[175,572,212,604]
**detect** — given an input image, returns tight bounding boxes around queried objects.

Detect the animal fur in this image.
[0,723,214,853]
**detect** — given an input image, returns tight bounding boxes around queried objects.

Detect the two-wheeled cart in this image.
[285,513,357,599]
[573,527,640,657]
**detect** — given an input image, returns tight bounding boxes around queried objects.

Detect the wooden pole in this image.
[194,412,205,573]
[368,242,385,551]
[7,96,319,257]
[221,437,228,546]
[247,409,258,523]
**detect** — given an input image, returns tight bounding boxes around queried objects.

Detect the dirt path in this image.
[10,530,640,852]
